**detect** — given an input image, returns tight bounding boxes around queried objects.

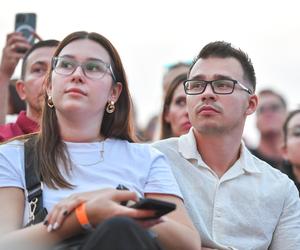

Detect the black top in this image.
[281,163,300,196]
[249,148,283,170]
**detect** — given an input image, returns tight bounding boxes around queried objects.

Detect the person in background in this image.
[281,109,300,194]
[0,32,31,125]
[250,89,287,168]
[5,79,26,123]
[162,62,190,96]
[0,39,59,142]
[159,73,191,139]
[153,41,300,249]
[142,62,191,142]
[0,31,201,250]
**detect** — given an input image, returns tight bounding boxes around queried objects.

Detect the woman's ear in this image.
[110,82,122,103]
[281,144,289,160]
[164,107,171,123]
[245,94,258,116]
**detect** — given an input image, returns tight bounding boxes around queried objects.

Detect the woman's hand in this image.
[44,188,160,231]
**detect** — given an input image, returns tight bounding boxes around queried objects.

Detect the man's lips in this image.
[65,88,87,96]
[197,105,220,114]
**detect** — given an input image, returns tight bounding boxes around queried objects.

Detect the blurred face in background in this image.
[17,47,56,114]
[283,112,300,168]
[162,65,189,95]
[164,83,191,137]
[256,93,287,135]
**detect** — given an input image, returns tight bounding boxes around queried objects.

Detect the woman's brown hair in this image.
[37,31,136,188]
[159,73,187,139]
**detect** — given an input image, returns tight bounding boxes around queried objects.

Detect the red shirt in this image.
[0,111,39,142]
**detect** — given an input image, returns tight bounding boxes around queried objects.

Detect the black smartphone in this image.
[130,198,176,220]
[14,13,37,53]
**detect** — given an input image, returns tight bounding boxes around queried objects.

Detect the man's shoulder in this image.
[250,153,295,188]
[152,137,179,152]
[0,122,22,142]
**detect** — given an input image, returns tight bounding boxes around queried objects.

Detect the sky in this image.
[1,0,300,145]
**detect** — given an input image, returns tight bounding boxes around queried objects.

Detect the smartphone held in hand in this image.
[130,198,176,220]
[14,13,37,53]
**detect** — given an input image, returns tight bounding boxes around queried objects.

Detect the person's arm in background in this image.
[0,32,30,124]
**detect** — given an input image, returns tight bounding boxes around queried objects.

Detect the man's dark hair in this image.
[21,39,60,80]
[189,41,256,92]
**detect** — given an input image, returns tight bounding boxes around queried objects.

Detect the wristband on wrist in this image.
[75,203,94,231]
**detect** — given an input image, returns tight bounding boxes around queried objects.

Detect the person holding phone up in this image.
[0,32,32,125]
[0,31,201,250]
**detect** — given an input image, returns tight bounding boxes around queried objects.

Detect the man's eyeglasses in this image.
[52,57,116,81]
[257,103,284,114]
[183,79,252,95]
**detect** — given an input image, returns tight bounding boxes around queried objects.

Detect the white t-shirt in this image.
[0,138,182,225]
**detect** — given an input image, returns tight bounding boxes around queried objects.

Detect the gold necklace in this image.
[73,140,105,167]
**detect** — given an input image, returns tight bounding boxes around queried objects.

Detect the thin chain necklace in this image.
[74,140,105,167]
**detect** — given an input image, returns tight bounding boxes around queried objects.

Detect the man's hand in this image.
[0,32,31,81]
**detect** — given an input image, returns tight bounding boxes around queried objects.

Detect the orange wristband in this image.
[75,203,94,230]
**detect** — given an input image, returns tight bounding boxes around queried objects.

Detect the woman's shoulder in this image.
[0,139,24,153]
[113,139,163,158]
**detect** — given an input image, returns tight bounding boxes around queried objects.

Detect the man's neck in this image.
[193,129,242,178]
[26,108,41,124]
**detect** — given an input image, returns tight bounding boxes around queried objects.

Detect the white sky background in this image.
[1,0,300,146]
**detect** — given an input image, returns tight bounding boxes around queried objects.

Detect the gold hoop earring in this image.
[106,101,115,113]
[47,96,54,108]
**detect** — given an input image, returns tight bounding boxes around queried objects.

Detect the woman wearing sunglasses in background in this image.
[0,31,201,250]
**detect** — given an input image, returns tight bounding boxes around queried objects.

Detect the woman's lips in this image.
[65,88,87,96]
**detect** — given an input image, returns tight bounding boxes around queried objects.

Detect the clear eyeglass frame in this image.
[52,56,116,81]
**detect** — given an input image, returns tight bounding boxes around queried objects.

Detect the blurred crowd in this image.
[0,29,300,250]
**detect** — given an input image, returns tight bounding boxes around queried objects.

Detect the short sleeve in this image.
[144,146,183,199]
[0,141,25,189]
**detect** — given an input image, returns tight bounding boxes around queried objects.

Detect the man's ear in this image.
[245,94,258,116]
[15,80,26,101]
[110,82,122,103]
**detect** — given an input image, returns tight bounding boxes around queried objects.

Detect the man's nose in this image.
[200,83,217,100]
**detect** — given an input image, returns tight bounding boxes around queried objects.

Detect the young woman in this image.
[281,109,300,194]
[0,31,201,250]
[160,74,191,139]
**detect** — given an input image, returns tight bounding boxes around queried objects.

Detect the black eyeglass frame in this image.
[52,56,116,82]
[183,79,253,95]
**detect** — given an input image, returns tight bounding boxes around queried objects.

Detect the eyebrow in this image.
[60,55,108,64]
[189,74,235,81]
[30,61,48,67]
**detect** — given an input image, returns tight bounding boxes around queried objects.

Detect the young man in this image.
[250,89,287,168]
[153,41,300,249]
[0,38,59,142]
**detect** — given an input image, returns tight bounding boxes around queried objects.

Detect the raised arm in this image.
[0,32,31,124]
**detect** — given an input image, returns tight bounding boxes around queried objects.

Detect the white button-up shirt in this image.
[153,128,300,250]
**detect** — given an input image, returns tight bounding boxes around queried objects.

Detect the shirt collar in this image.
[178,127,261,174]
